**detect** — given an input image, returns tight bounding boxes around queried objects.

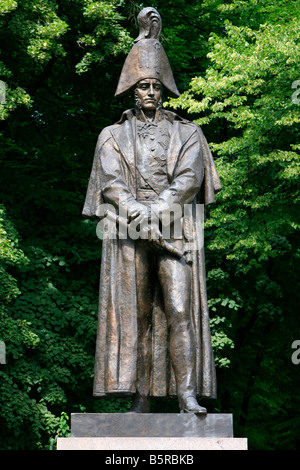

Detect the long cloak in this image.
[83,109,222,399]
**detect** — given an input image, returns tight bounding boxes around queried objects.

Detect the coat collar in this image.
[115,108,183,125]
[111,109,197,179]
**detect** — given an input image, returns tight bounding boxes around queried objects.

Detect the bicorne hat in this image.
[115,8,179,98]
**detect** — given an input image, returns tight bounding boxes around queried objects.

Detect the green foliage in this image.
[75,0,132,73]
[0,204,28,315]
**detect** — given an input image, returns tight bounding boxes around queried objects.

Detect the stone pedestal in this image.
[57,413,247,450]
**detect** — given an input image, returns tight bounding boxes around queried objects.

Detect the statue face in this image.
[135,79,162,112]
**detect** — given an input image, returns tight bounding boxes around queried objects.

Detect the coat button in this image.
[171,191,176,196]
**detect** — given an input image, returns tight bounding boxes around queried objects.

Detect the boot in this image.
[178,395,207,415]
[127,393,151,413]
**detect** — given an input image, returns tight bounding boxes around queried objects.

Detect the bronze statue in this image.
[83,7,222,414]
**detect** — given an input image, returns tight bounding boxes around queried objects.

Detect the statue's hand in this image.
[128,204,151,227]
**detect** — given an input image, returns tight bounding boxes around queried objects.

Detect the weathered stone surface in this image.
[57,436,248,450]
[70,413,234,438]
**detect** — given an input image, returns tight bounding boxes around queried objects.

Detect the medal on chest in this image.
[137,122,170,166]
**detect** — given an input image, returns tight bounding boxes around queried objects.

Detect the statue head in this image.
[134,78,163,115]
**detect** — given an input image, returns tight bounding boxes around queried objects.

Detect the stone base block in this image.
[57,436,248,450]
[56,413,247,450]
[70,413,233,438]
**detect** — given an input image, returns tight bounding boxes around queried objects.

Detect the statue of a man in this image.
[82,7,222,414]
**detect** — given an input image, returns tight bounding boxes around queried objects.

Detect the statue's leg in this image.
[128,242,153,412]
[157,253,207,414]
